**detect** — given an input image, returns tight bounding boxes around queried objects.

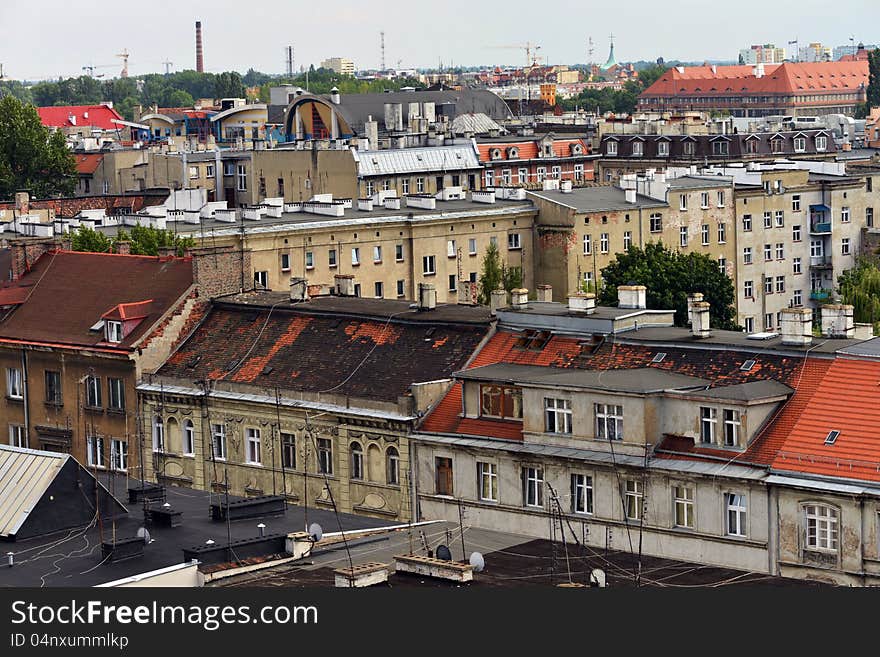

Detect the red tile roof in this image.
[37,105,125,131]
[641,61,869,97]
[0,251,193,350]
[74,153,105,175]
[476,138,590,163]
[102,300,154,321]
[771,359,880,482]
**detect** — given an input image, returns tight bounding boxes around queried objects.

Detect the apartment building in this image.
[476,133,597,188]
[320,57,356,76]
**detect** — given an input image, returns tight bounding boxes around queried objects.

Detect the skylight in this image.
[651,352,667,363]
[740,359,756,372]
[824,430,840,445]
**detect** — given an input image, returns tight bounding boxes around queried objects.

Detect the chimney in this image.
[190,245,251,298]
[330,87,340,105]
[560,180,573,193]
[617,284,646,309]
[821,304,855,338]
[457,280,478,305]
[686,292,704,325]
[780,307,813,346]
[536,284,553,302]
[753,62,764,79]
[289,277,309,302]
[195,21,204,73]
[490,289,508,315]
[9,238,62,281]
[157,246,176,258]
[568,293,596,314]
[14,191,29,215]
[510,288,529,309]
[115,240,131,256]
[334,274,355,297]
[624,188,637,204]
[417,283,437,310]
[690,301,711,338]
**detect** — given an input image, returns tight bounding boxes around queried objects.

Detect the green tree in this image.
[598,242,739,330]
[477,242,522,304]
[864,49,880,116]
[119,225,195,256]
[71,226,113,253]
[215,71,245,99]
[0,96,77,200]
[838,258,880,326]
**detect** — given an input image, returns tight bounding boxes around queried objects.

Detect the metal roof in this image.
[0,445,68,538]
[354,144,481,177]
[450,113,503,136]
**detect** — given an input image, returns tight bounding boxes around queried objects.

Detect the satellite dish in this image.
[308,523,323,542]
[436,544,452,561]
[136,527,151,544]
[590,568,606,588]
[469,552,485,572]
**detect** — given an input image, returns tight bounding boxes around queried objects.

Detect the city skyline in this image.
[0,0,875,80]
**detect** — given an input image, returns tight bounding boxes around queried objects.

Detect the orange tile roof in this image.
[75,153,105,175]
[771,359,880,482]
[476,138,590,163]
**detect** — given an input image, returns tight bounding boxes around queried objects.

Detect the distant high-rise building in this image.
[798,43,832,63]
[834,42,878,61]
[320,57,355,76]
[739,44,786,65]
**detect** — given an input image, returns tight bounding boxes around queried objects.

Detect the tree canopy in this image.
[0,95,77,200]
[71,224,195,257]
[838,258,880,326]
[477,241,522,305]
[598,242,739,330]
[558,64,668,115]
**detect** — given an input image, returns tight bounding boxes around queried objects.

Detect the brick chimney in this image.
[8,238,63,281]
[190,245,251,298]
[195,21,204,73]
[115,241,131,256]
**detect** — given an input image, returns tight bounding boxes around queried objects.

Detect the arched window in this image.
[152,416,164,453]
[350,442,364,480]
[183,420,195,456]
[387,447,400,486]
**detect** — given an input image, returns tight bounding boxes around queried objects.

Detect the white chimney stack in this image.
[511,288,529,309]
[457,280,478,305]
[780,307,813,346]
[490,289,507,315]
[618,285,646,309]
[290,277,309,302]
[418,283,437,310]
[625,188,637,204]
[686,292,704,325]
[568,293,596,314]
[334,274,355,297]
[691,301,711,338]
[536,284,553,302]
[821,304,854,338]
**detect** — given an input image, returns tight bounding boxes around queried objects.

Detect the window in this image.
[536,167,546,182]
[717,191,725,208]
[422,255,436,275]
[490,236,498,248]
[395,244,404,262]
[673,485,694,528]
[110,439,128,472]
[726,493,747,536]
[45,370,61,405]
[317,438,333,474]
[382,179,391,192]
[396,279,405,297]
[841,207,850,223]
[776,276,785,293]
[211,423,226,460]
[631,141,643,156]
[386,447,400,485]
[842,238,851,256]
[723,409,740,447]
[545,398,572,434]
[571,474,594,514]
[508,233,521,250]
[815,135,827,152]
[764,277,773,295]
[277,177,284,197]
[745,138,759,155]
[523,467,544,508]
[717,223,726,243]
[743,247,752,264]
[281,432,296,469]
[374,281,383,298]
[794,136,806,152]
[305,251,314,269]
[206,164,215,178]
[517,167,528,183]
[623,231,632,251]
[700,407,717,443]
[354,283,361,297]
[365,181,374,196]
[679,226,688,247]
[480,385,523,419]
[183,420,194,456]
[792,195,801,212]
[108,378,124,411]
[867,207,874,228]
[350,442,364,480]
[466,238,477,256]
[764,313,773,330]
[712,141,729,156]
[770,138,784,154]
[550,166,561,179]
[657,141,669,157]
[8,425,26,448]
[435,457,453,495]
[701,224,709,246]
[485,171,495,187]
[281,253,291,272]
[245,428,262,464]
[792,224,802,242]
[804,504,839,552]
[595,403,623,441]
[649,213,662,233]
[106,320,122,343]
[223,162,235,176]
[478,462,498,502]
[700,192,710,209]
[607,141,618,156]
[794,289,803,305]
[682,140,695,156]
[446,240,456,258]
[254,271,268,289]
[744,280,753,298]
[574,164,585,181]
[775,210,784,227]
[764,244,772,261]
[679,194,688,211]
[87,436,104,468]
[188,165,199,180]
[236,165,247,191]
[624,479,643,521]
[742,214,752,231]
[810,240,823,258]
[583,234,592,255]
[401,178,409,195]
[600,233,609,254]
[351,247,360,266]
[763,212,772,229]
[744,317,754,333]
[776,243,785,260]
[6,368,22,399]
[86,375,101,408]
[416,177,425,193]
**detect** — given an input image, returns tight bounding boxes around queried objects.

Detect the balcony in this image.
[810,222,831,234]
[809,255,832,269]
[810,204,831,234]
[810,288,833,302]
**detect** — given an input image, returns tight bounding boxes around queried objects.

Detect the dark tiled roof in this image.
[158,303,490,402]
[0,251,194,350]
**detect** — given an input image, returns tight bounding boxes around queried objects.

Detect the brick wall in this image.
[8,238,64,280]
[190,245,251,298]
[0,193,166,219]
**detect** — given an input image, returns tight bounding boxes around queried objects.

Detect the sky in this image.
[1,0,876,80]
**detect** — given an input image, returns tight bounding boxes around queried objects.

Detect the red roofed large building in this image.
[638,61,869,117]
[476,133,596,188]
[37,103,125,136]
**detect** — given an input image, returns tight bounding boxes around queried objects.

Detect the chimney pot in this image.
[457,280,478,305]
[780,307,813,346]
[821,304,854,338]
[617,284,646,309]
[418,283,437,310]
[536,284,553,302]
[686,292,704,325]
[290,277,309,302]
[510,288,529,309]
[690,301,711,339]
[568,293,596,314]
[489,289,508,315]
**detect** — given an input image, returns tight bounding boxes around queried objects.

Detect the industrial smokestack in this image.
[196,21,204,73]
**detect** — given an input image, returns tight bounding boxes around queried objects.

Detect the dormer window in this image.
[106,320,123,343]
[480,384,523,419]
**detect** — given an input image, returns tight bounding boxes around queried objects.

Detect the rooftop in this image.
[37,104,124,131]
[526,186,666,213]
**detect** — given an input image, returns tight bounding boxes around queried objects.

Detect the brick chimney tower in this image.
[195,21,204,73]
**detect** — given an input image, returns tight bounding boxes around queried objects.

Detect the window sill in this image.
[306,266,314,271]
[106,408,126,416]
[423,272,436,277]
[328,264,338,269]
[44,401,63,408]
[6,396,23,403]
[373,260,382,265]
[395,259,405,263]
[281,268,291,273]
[507,247,522,251]
[84,406,103,413]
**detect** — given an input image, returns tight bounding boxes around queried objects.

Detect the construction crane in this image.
[487,43,542,68]
[116,49,129,78]
[82,64,116,78]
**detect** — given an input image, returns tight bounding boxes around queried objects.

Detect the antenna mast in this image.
[380,31,386,71]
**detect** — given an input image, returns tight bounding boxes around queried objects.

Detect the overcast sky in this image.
[1,0,876,80]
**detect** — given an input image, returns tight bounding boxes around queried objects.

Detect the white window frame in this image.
[110,439,128,472]
[523,466,544,508]
[447,240,456,258]
[183,420,195,456]
[650,213,662,233]
[726,493,747,537]
[841,207,850,223]
[105,320,123,343]
[623,231,632,251]
[624,479,643,521]
[679,226,688,247]
[387,447,400,486]
[600,233,609,254]
[607,141,618,156]
[545,398,572,434]
[468,238,477,256]
[478,462,498,502]
[673,485,694,528]
[281,252,291,272]
[595,403,623,441]
[211,423,227,460]
[700,192,710,209]
[317,438,333,475]
[583,234,592,255]
[571,473,593,515]
[87,435,104,468]
[804,504,839,552]
[723,409,741,447]
[8,424,26,448]
[152,416,164,452]
[815,135,827,152]
[657,141,669,157]
[508,233,521,250]
[351,247,360,266]
[108,377,124,411]
[700,406,717,443]
[679,194,688,211]
[350,442,364,480]
[422,255,436,275]
[373,245,382,263]
[842,238,851,256]
[6,368,22,399]
[236,164,247,191]
[701,224,710,245]
[245,428,262,465]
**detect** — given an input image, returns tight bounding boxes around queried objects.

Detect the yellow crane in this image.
[116,49,129,78]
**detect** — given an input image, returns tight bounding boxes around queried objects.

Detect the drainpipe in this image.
[21,349,30,447]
